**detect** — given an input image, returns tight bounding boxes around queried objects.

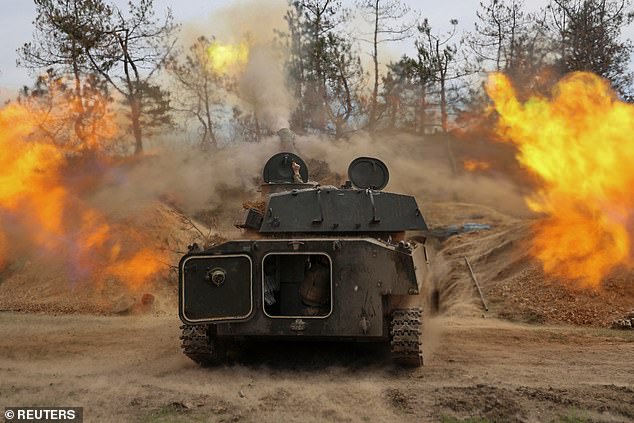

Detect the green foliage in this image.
[19,0,179,154]
[281,0,365,136]
[17,0,114,149]
[544,0,634,98]
[18,0,113,72]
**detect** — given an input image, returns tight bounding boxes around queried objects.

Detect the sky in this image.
[4,0,634,101]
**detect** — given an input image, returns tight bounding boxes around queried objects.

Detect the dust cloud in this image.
[294,131,529,218]
[88,129,528,228]
[89,136,283,220]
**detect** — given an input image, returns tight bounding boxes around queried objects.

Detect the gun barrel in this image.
[277,128,296,153]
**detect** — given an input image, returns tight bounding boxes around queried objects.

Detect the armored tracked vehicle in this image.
[179,130,429,366]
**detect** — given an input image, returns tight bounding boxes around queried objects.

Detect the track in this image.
[180,324,218,366]
[390,308,423,366]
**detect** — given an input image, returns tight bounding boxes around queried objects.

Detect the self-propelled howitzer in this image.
[178,139,429,366]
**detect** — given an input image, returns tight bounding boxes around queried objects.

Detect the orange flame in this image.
[107,249,166,290]
[463,159,491,172]
[486,72,634,287]
[0,103,67,248]
[0,96,167,292]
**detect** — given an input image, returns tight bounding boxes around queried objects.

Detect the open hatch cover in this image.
[348,157,389,190]
[263,152,309,183]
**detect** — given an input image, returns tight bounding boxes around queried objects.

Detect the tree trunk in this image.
[314,11,326,131]
[418,86,427,133]
[130,96,143,154]
[335,118,343,139]
[440,73,447,133]
[370,0,380,129]
[509,4,517,71]
[71,48,86,147]
[560,11,567,72]
[203,82,217,149]
[293,13,306,131]
[496,16,502,71]
[254,114,261,142]
[389,96,397,129]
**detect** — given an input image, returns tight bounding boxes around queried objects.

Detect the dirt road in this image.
[0,313,632,423]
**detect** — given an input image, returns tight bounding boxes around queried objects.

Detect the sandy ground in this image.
[1,313,632,423]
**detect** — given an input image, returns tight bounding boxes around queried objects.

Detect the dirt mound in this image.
[428,202,634,327]
[0,204,216,315]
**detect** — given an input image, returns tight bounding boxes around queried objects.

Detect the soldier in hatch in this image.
[299,255,331,316]
[291,160,304,183]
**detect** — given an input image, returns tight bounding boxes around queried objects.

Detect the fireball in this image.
[0,97,166,292]
[486,72,634,287]
[207,40,250,75]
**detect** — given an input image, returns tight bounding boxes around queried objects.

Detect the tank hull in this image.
[179,238,426,341]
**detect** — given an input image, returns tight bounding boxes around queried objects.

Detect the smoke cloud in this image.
[180,0,293,132]
[238,45,295,131]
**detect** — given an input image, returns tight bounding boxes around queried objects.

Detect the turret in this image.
[242,147,428,236]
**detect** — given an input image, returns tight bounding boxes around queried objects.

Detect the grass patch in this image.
[533,325,634,342]
[440,417,493,423]
[586,327,634,341]
[140,406,200,423]
[552,409,591,423]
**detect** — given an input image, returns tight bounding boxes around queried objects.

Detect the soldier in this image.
[299,255,331,316]
[291,160,304,183]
